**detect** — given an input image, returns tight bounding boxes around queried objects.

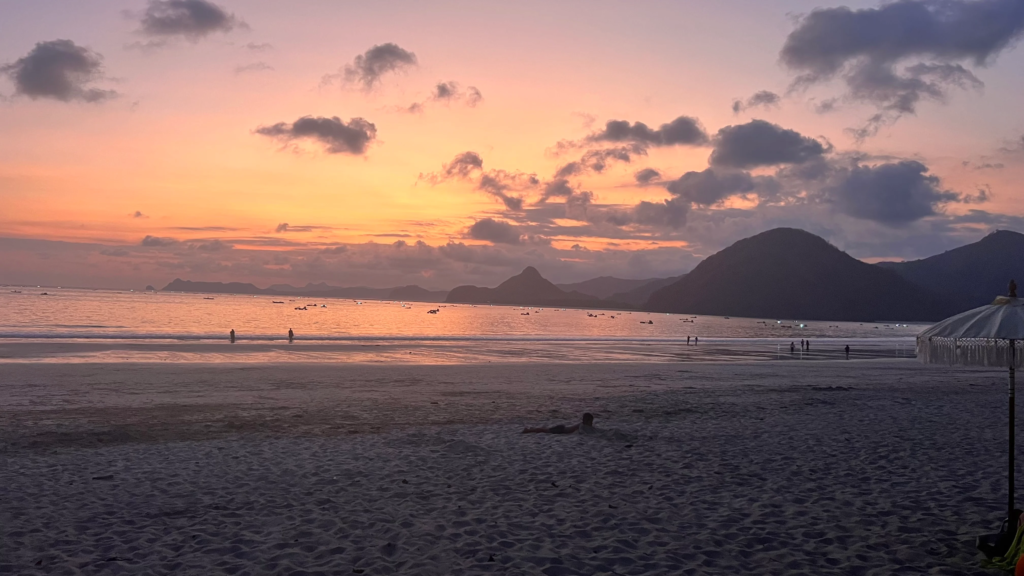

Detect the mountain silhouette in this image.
[877,230,1024,312]
[163,279,263,295]
[446,266,622,307]
[387,285,450,302]
[609,275,686,307]
[643,228,952,321]
[556,276,668,299]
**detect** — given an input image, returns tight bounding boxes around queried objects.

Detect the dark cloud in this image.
[443,151,485,177]
[192,239,233,251]
[1,40,116,102]
[433,81,457,101]
[467,218,523,245]
[781,0,1024,136]
[255,116,377,155]
[139,0,240,39]
[430,82,483,107]
[709,120,828,169]
[824,160,960,225]
[631,198,691,229]
[666,168,758,206]
[141,235,178,247]
[421,152,534,211]
[634,168,661,185]
[553,162,582,179]
[579,146,646,173]
[337,43,418,90]
[235,62,273,75]
[275,223,290,233]
[420,151,484,183]
[732,90,781,113]
[589,115,709,147]
[403,82,483,113]
[478,171,530,211]
[540,178,576,201]
[245,42,273,52]
[552,145,647,181]
[132,211,147,218]
[814,98,839,114]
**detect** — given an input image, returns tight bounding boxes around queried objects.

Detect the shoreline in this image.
[0,339,917,365]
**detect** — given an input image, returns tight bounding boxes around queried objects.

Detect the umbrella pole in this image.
[1012,340,1017,522]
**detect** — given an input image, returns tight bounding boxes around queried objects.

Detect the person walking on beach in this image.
[687,336,690,346]
[806,339,810,351]
[523,413,594,434]
[694,336,698,345]
[845,344,850,360]
[230,329,235,343]
[288,328,294,342]
[790,342,795,354]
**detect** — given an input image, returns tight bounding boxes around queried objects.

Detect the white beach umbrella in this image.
[918,281,1024,521]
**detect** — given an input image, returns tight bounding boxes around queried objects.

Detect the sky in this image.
[2,0,1024,290]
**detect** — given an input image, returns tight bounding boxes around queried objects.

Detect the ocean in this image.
[0,288,925,363]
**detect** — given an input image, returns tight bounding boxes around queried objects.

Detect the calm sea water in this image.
[0,288,926,363]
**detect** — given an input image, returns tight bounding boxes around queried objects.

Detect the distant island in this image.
[446,267,631,309]
[160,228,1024,320]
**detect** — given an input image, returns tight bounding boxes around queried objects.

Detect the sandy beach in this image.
[0,360,1015,574]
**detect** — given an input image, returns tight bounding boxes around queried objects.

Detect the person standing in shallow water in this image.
[845,344,850,360]
[230,329,235,343]
[790,342,795,354]
[288,328,294,342]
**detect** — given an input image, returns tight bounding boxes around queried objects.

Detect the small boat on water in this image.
[295,306,308,310]
[204,297,215,300]
[272,301,284,304]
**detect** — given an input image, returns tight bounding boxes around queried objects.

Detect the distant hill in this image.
[387,285,449,302]
[644,228,952,322]
[447,267,627,308]
[877,230,1024,313]
[609,275,686,307]
[163,279,263,295]
[267,282,334,293]
[556,276,666,299]
[161,278,445,300]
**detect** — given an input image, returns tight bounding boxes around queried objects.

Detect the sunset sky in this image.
[2,0,1024,290]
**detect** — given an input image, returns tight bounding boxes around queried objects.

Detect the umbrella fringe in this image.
[917,337,1024,368]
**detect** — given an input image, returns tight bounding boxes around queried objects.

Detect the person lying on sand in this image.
[522,412,594,434]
